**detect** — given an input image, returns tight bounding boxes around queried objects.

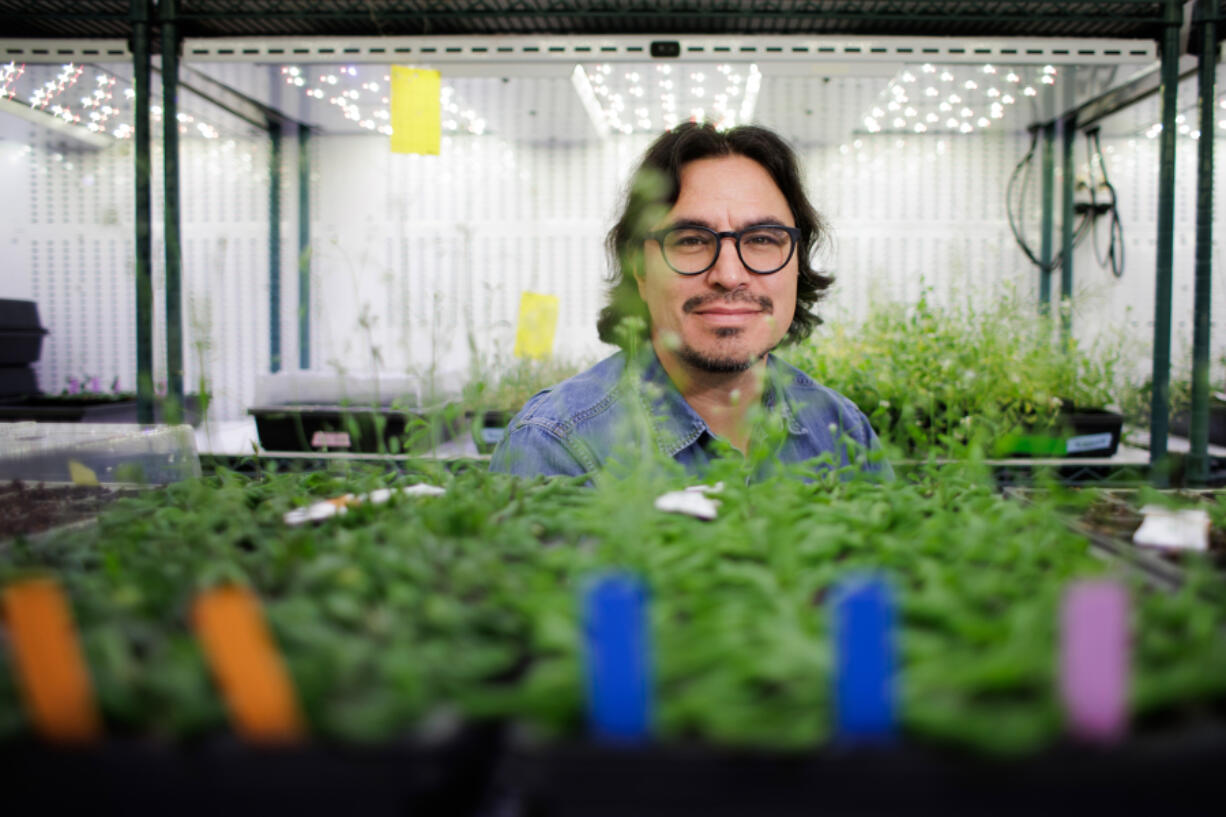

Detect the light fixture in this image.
[860,62,1057,135]
[573,62,759,136]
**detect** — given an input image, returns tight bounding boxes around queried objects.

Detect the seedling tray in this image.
[0,395,140,423]
[503,728,1226,817]
[1,725,502,817]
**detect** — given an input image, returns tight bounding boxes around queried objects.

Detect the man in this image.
[490,122,888,480]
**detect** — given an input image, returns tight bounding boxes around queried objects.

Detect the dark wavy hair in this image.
[597,122,832,348]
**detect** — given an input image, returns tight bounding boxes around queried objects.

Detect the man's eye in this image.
[668,233,711,248]
[744,232,785,246]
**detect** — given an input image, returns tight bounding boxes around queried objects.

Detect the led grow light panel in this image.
[860,62,1063,135]
[0,60,257,144]
[572,62,760,137]
[272,64,595,141]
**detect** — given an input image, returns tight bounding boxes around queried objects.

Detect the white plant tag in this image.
[1066,432,1113,454]
[401,484,447,497]
[654,483,724,520]
[283,484,446,525]
[1132,505,1210,552]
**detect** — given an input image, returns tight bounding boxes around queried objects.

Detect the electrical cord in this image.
[1085,128,1126,278]
[1006,126,1094,273]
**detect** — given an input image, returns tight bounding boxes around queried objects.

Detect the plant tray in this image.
[1170,405,1226,447]
[503,731,1226,817]
[0,422,200,485]
[995,408,1123,458]
[1,726,501,817]
[249,403,460,454]
[0,395,205,426]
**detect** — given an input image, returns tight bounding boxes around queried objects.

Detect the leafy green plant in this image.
[462,356,586,417]
[783,294,1129,458]
[2,460,1225,755]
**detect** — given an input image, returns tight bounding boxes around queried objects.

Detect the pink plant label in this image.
[1060,580,1129,742]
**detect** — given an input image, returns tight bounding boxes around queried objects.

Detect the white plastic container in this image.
[0,422,201,484]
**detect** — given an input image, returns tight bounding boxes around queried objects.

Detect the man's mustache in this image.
[682,291,774,314]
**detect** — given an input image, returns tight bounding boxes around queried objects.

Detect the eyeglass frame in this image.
[644,224,802,276]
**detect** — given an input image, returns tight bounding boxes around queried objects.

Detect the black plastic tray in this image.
[2,724,501,816]
[996,408,1124,458]
[1171,405,1226,447]
[249,404,459,454]
[502,727,1226,817]
[0,329,48,366]
[0,395,204,425]
[0,365,38,398]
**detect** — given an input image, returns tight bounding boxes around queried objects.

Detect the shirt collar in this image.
[628,346,807,458]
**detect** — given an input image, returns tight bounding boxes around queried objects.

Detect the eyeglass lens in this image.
[661,227,794,274]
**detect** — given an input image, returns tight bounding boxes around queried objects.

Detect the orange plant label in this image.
[2,578,101,743]
[193,585,306,743]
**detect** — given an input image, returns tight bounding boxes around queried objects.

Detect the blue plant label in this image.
[582,572,652,743]
[832,574,897,742]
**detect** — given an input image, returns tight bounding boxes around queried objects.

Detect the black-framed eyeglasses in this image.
[645,225,801,276]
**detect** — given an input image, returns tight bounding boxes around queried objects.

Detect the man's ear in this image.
[627,250,647,295]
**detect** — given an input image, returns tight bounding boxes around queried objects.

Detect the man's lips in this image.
[692,307,762,327]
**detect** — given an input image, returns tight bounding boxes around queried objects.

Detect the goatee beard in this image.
[677,334,769,373]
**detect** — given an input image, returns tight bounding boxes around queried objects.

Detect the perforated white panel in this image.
[5,59,1223,423]
[23,126,134,397]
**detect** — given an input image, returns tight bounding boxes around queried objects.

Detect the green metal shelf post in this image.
[298,124,311,370]
[1150,0,1186,487]
[1188,0,1220,485]
[131,0,154,424]
[270,123,283,373]
[161,0,184,421]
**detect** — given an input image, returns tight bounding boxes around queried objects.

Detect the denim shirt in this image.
[489,347,891,481]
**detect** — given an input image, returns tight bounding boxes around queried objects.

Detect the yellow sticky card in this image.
[390,66,440,155]
[514,292,560,360]
[2,578,102,744]
[193,585,306,744]
[67,459,99,486]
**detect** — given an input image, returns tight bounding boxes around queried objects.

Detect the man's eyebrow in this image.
[663,216,793,231]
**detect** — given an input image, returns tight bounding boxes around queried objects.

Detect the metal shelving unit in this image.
[0,0,1219,484]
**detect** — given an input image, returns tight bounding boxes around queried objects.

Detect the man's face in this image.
[636,154,799,375]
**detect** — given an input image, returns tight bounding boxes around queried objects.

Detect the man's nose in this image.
[706,235,751,289]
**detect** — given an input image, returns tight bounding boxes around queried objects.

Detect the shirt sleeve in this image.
[488,421,591,478]
[850,408,894,480]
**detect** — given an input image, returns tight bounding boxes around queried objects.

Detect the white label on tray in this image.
[1066,432,1112,454]
[1132,506,1210,552]
[310,431,351,449]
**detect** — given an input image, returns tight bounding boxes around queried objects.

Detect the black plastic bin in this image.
[995,407,1124,458]
[0,366,38,398]
[0,299,49,366]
